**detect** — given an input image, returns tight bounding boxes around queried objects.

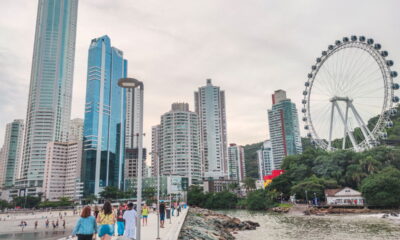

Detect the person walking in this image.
[34,220,38,230]
[45,219,49,228]
[123,202,137,239]
[63,219,66,229]
[171,202,175,216]
[71,206,97,240]
[116,203,126,236]
[96,201,116,240]
[142,204,149,226]
[159,201,166,228]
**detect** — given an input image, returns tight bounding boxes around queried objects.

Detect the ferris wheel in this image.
[302,35,399,151]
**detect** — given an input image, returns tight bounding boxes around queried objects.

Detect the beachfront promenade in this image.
[0,208,188,240]
[110,207,188,240]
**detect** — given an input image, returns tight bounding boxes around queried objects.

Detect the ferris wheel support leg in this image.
[348,102,375,148]
[334,102,359,151]
[328,102,335,151]
[342,103,349,150]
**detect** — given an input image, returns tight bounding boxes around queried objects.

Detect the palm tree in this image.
[243,177,256,191]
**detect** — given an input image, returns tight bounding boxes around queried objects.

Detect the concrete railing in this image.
[165,207,189,240]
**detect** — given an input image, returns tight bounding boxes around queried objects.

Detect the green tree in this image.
[99,186,123,200]
[246,189,277,210]
[0,199,10,210]
[360,156,381,175]
[84,194,97,204]
[187,185,206,207]
[361,167,400,207]
[243,177,256,191]
[12,196,41,209]
[204,191,238,209]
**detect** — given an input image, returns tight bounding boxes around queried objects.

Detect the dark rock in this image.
[178,207,259,240]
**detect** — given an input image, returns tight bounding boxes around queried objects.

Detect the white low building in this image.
[325,187,365,206]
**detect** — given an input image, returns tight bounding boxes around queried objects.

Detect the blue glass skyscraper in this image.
[19,0,78,190]
[82,36,127,196]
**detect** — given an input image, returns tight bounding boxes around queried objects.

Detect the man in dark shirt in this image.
[159,201,166,228]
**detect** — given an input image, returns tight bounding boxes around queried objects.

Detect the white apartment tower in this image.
[194,79,228,179]
[227,144,246,181]
[160,103,202,185]
[125,88,141,149]
[151,125,161,177]
[69,118,83,141]
[257,140,274,180]
[43,141,83,201]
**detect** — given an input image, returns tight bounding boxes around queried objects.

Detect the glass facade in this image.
[268,90,302,169]
[1,120,24,188]
[20,0,78,188]
[82,35,127,196]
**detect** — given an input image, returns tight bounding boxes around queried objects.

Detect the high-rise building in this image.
[159,103,202,185]
[268,90,302,169]
[19,0,78,190]
[194,79,228,179]
[69,118,84,141]
[151,125,161,177]
[124,86,145,187]
[124,148,146,188]
[0,120,24,188]
[125,88,141,149]
[227,144,246,182]
[257,140,274,180]
[0,147,6,188]
[43,141,83,201]
[82,35,127,196]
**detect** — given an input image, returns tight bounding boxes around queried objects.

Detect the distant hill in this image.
[243,142,263,179]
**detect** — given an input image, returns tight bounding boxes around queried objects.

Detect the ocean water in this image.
[0,230,68,240]
[220,210,400,240]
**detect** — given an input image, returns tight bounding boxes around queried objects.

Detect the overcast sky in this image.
[0,0,399,151]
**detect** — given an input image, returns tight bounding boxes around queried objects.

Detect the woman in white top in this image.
[123,202,137,239]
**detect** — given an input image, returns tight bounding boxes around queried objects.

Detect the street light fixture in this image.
[118,77,144,240]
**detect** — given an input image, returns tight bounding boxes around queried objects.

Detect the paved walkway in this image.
[0,208,188,240]
[109,207,188,240]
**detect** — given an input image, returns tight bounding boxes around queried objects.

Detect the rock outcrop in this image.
[179,207,259,240]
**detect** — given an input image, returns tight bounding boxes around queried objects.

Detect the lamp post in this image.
[118,78,144,240]
[150,151,160,240]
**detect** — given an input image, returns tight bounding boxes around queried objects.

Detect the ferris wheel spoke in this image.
[348,63,381,92]
[352,85,384,99]
[337,47,361,95]
[345,52,380,93]
[340,47,361,94]
[319,63,341,94]
[311,83,335,97]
